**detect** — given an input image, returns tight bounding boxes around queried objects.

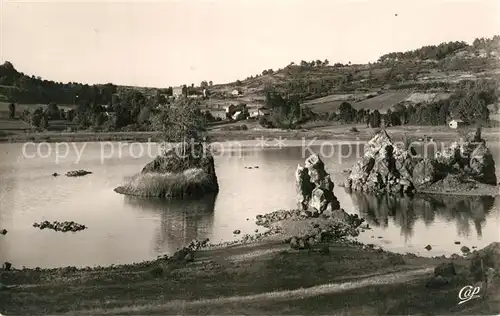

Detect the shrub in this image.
[116,168,215,198]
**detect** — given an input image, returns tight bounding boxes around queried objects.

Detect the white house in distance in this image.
[448,119,467,129]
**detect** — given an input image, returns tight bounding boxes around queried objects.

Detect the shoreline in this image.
[1,208,498,315]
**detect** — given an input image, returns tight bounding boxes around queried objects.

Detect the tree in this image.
[209,81,213,86]
[40,114,49,130]
[315,60,322,67]
[200,81,209,88]
[8,103,15,119]
[370,110,381,128]
[323,59,329,66]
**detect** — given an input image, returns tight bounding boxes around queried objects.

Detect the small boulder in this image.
[298,239,306,250]
[0,229,7,235]
[233,229,241,235]
[425,245,432,251]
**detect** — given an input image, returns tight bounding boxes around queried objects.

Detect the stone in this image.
[184,252,194,262]
[0,229,7,235]
[319,245,330,255]
[3,262,12,271]
[233,229,241,235]
[296,155,340,215]
[296,165,314,210]
[425,245,432,251]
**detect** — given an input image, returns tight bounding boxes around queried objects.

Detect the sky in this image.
[1,0,499,88]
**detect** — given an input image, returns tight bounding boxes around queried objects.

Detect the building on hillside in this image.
[448,119,467,129]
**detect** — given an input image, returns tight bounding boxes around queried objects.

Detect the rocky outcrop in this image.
[345,130,497,195]
[296,154,340,216]
[115,142,219,199]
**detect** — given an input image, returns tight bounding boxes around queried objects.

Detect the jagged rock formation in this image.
[115,142,219,198]
[345,130,497,195]
[296,154,340,216]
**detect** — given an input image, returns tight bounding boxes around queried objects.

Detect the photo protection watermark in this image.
[458,285,481,305]
[15,136,473,165]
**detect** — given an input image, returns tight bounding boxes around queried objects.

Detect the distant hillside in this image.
[0,35,498,119]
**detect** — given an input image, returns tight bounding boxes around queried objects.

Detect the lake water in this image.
[0,140,499,268]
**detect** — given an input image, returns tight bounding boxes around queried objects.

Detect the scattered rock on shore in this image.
[0,229,7,235]
[233,229,241,235]
[52,172,59,177]
[66,170,92,177]
[425,245,432,251]
[33,221,87,232]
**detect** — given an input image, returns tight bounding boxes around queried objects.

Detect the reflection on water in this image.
[123,195,216,255]
[350,191,496,242]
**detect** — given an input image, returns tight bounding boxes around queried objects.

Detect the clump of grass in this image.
[115,168,217,198]
[149,265,163,277]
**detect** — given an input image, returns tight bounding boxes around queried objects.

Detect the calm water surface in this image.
[0,141,499,268]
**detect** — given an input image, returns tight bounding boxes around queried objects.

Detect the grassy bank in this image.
[1,124,500,144]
